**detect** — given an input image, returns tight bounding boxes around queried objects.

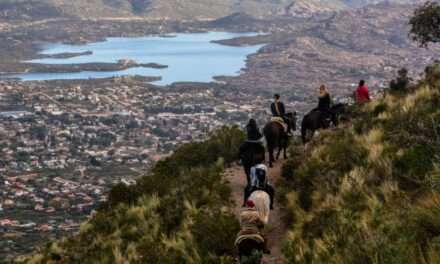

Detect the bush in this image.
[281,63,440,263]
[19,126,245,263]
[409,1,440,47]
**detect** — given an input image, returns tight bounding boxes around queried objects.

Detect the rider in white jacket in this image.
[244,164,275,210]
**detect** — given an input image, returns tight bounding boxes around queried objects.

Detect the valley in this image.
[0,0,439,261]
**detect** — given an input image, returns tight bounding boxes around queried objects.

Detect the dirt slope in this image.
[225,159,287,263]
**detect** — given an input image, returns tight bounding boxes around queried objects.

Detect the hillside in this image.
[16,127,246,263]
[0,0,424,21]
[16,61,440,263]
[279,63,440,263]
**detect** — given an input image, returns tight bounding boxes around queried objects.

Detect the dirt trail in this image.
[225,160,287,264]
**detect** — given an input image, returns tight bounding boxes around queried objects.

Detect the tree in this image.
[409,1,440,47]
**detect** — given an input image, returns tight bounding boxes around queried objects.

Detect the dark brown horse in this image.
[237,238,265,263]
[239,141,265,184]
[263,112,296,167]
[301,103,346,144]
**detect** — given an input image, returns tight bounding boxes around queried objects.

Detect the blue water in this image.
[12,32,263,85]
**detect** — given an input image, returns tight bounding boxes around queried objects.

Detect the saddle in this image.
[245,139,264,144]
[270,117,288,132]
[235,233,265,247]
[311,108,332,121]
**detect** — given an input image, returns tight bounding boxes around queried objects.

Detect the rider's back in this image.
[271,101,285,117]
[318,93,331,111]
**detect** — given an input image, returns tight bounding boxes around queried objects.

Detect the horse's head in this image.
[330,104,347,126]
[286,112,297,131]
[331,103,346,115]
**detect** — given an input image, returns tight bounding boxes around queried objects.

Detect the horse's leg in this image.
[276,144,281,160]
[244,164,251,185]
[301,125,307,144]
[332,112,339,127]
[276,137,282,160]
[243,185,251,206]
[268,145,274,168]
[283,136,288,159]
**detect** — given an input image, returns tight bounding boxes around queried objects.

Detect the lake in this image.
[13,32,263,85]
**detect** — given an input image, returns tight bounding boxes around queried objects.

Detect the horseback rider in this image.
[271,94,285,118]
[355,80,371,103]
[246,119,263,142]
[235,199,270,259]
[317,84,333,122]
[239,119,265,184]
[270,94,292,136]
[243,164,275,210]
[390,68,411,92]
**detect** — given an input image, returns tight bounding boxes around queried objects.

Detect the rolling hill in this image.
[0,0,424,21]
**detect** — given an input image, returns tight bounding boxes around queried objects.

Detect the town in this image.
[0,1,438,261]
[0,76,316,260]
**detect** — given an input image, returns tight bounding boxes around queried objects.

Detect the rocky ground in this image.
[221,4,440,100]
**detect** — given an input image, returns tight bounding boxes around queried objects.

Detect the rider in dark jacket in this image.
[246,119,263,141]
[240,119,265,184]
[270,94,292,135]
[270,94,285,117]
[317,85,333,121]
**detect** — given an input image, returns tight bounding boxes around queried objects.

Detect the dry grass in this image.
[281,63,440,264]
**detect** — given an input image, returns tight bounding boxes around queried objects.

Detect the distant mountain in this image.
[284,0,423,17]
[0,0,424,21]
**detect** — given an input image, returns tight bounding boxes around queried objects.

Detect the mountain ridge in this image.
[0,0,424,21]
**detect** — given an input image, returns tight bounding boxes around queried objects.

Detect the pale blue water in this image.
[12,32,263,85]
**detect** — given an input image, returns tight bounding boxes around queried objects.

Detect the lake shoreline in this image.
[9,32,264,85]
[0,62,168,75]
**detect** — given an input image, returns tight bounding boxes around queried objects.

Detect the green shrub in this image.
[19,126,244,263]
[394,145,435,189]
[281,63,440,264]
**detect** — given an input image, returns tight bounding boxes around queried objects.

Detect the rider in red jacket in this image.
[356,80,371,103]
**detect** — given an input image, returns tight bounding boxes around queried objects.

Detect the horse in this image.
[235,190,271,264]
[239,141,265,184]
[301,103,346,144]
[249,190,271,225]
[236,236,265,264]
[263,112,296,168]
[235,202,268,264]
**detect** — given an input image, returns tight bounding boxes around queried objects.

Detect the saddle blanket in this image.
[270,117,288,132]
[235,233,265,246]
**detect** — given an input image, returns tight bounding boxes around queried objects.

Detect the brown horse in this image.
[263,112,296,167]
[301,103,346,144]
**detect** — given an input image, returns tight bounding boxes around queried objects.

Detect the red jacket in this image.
[356,85,370,103]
